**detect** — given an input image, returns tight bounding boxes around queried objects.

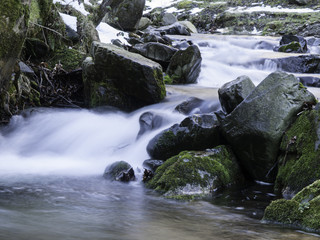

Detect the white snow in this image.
[53,0,90,15]
[96,22,129,45]
[144,0,181,13]
[190,7,202,14]
[59,13,77,31]
[227,5,320,13]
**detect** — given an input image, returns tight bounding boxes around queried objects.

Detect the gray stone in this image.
[288,0,309,5]
[179,21,198,33]
[137,111,164,138]
[221,71,316,181]
[102,0,145,31]
[131,42,177,67]
[137,17,152,30]
[147,114,222,160]
[162,12,177,26]
[156,22,191,36]
[218,75,255,114]
[166,45,202,84]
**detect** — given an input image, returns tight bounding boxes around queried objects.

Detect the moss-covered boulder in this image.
[147,114,222,160]
[147,145,245,199]
[48,48,86,72]
[166,45,202,84]
[263,179,320,232]
[82,42,166,110]
[275,109,320,198]
[103,161,135,182]
[221,71,316,181]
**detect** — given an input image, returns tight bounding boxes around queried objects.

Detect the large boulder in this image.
[275,108,320,198]
[263,179,320,232]
[273,55,320,73]
[218,75,255,114]
[220,71,316,181]
[131,42,178,69]
[147,114,222,160]
[101,0,145,31]
[147,146,245,199]
[82,42,166,110]
[166,45,202,84]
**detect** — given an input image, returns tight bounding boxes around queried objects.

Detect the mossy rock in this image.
[147,145,245,199]
[275,109,320,197]
[264,179,320,232]
[278,42,303,53]
[48,48,86,71]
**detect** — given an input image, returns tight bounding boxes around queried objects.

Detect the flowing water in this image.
[1,35,320,239]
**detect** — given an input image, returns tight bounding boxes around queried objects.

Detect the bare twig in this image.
[29,22,69,41]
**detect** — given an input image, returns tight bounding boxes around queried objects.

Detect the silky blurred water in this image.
[0,35,320,239]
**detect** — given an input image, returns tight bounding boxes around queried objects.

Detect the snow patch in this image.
[96,22,129,45]
[227,5,320,13]
[59,13,77,31]
[53,0,90,16]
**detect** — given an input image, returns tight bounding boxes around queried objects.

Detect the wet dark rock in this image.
[103,161,135,182]
[131,42,177,69]
[298,76,320,88]
[147,114,222,160]
[143,159,164,172]
[175,97,219,115]
[218,75,255,114]
[275,35,308,53]
[288,0,309,5]
[166,45,202,84]
[307,38,320,46]
[24,38,50,60]
[273,55,320,73]
[65,25,80,43]
[101,0,146,31]
[141,33,169,45]
[137,111,164,138]
[156,22,191,36]
[172,40,192,50]
[221,71,316,181]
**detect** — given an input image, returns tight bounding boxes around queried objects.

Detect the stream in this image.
[0,34,320,239]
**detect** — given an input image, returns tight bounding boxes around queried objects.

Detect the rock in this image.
[172,40,192,50]
[288,0,309,5]
[65,25,80,43]
[103,161,135,182]
[254,41,275,50]
[141,33,172,45]
[78,18,100,53]
[220,71,316,181]
[276,35,308,53]
[166,45,202,84]
[131,42,177,69]
[298,76,320,88]
[137,17,152,31]
[263,179,320,232]
[147,114,222,160]
[146,146,245,199]
[175,97,219,115]
[102,0,146,31]
[83,42,166,110]
[162,12,177,26]
[218,76,255,114]
[48,48,85,72]
[275,108,320,198]
[137,111,164,138]
[178,21,198,34]
[24,38,50,60]
[307,38,320,46]
[156,22,191,36]
[143,159,164,172]
[274,55,320,73]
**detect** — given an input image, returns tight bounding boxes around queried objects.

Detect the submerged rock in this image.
[174,97,219,115]
[137,111,164,138]
[166,45,202,84]
[263,179,320,232]
[221,71,316,181]
[147,146,245,199]
[147,114,222,160]
[275,108,320,198]
[103,161,135,182]
[218,75,255,114]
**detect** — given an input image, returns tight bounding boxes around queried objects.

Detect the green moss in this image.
[275,110,320,196]
[278,42,303,53]
[48,48,85,71]
[176,0,194,9]
[147,145,245,199]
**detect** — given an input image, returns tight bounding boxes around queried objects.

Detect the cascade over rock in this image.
[83,41,166,110]
[220,71,316,181]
